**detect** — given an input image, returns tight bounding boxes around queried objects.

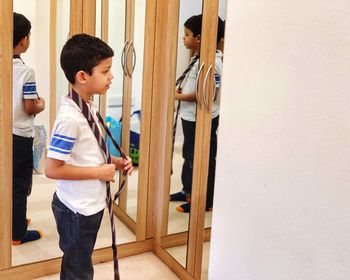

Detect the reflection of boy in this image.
[12,12,45,245]
[170,15,224,213]
[45,34,133,279]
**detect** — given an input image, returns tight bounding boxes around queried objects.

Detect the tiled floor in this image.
[36,252,179,280]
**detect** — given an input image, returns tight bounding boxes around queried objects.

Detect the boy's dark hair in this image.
[60,33,114,84]
[13,12,31,48]
[184,14,225,44]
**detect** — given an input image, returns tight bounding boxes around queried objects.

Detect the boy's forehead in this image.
[184,27,193,34]
[94,57,113,68]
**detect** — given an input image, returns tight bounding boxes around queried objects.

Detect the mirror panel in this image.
[94,0,137,249]
[200,2,227,278]
[125,0,147,221]
[12,0,60,266]
[12,0,137,267]
[105,0,127,211]
[165,0,203,268]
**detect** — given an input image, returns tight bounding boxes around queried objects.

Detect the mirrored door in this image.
[12,0,58,266]
[164,0,204,269]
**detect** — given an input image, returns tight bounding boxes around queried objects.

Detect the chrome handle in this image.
[125,41,133,77]
[195,62,205,109]
[132,45,136,72]
[212,74,218,102]
[202,64,212,113]
[121,40,129,76]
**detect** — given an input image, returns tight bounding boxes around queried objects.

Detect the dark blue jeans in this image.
[12,134,33,240]
[181,116,219,208]
[52,193,104,280]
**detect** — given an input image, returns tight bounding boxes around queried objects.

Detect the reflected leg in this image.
[12,134,33,240]
[181,118,196,197]
[206,116,219,209]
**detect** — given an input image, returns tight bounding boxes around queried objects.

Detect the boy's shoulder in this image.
[56,97,84,124]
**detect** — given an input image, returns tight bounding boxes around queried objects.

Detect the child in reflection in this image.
[45,34,133,280]
[12,12,45,245]
[170,15,224,213]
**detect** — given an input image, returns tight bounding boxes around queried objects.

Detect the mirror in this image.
[94,0,137,250]
[125,0,147,221]
[200,2,227,278]
[12,0,139,266]
[165,0,204,268]
[12,0,58,266]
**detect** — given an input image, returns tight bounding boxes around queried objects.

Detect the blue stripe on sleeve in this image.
[53,134,76,141]
[48,147,71,155]
[50,137,74,151]
[23,83,37,94]
[214,73,220,86]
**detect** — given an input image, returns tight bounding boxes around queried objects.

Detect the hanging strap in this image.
[68,89,127,280]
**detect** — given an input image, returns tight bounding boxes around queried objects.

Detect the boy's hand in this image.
[34,97,45,111]
[98,163,117,182]
[24,97,46,115]
[113,156,133,175]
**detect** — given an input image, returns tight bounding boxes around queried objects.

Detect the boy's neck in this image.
[71,86,94,103]
[13,45,26,56]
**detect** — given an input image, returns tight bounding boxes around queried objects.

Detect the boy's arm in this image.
[45,157,117,182]
[24,97,45,115]
[111,156,133,175]
[175,88,197,102]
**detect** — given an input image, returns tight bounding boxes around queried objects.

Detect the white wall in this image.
[14,0,51,132]
[209,1,350,280]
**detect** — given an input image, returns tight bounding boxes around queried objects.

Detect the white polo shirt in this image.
[13,58,38,137]
[179,50,223,122]
[47,96,107,216]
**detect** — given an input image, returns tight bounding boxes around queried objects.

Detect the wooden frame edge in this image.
[153,242,194,280]
[113,203,137,233]
[0,0,13,270]
[160,228,211,249]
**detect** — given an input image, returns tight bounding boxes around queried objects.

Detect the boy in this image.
[12,12,45,245]
[45,34,133,280]
[170,15,224,213]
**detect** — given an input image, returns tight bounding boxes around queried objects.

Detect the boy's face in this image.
[86,57,114,95]
[182,27,200,50]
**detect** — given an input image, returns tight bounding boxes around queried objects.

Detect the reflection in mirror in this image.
[201,2,227,279]
[126,0,147,221]
[12,0,135,267]
[105,0,127,214]
[165,0,203,268]
[12,0,57,266]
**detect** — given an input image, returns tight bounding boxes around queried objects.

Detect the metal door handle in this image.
[125,41,134,77]
[121,40,129,76]
[195,62,205,108]
[202,64,213,113]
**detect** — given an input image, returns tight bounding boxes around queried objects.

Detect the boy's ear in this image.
[18,36,28,47]
[196,35,201,44]
[75,70,88,84]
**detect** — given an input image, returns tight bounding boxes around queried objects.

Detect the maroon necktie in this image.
[69,89,126,280]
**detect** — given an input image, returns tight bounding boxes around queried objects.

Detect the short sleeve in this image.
[214,72,221,88]
[23,68,38,100]
[47,118,78,161]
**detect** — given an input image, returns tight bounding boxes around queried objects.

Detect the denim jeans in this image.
[12,134,33,240]
[181,116,219,208]
[52,193,104,280]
